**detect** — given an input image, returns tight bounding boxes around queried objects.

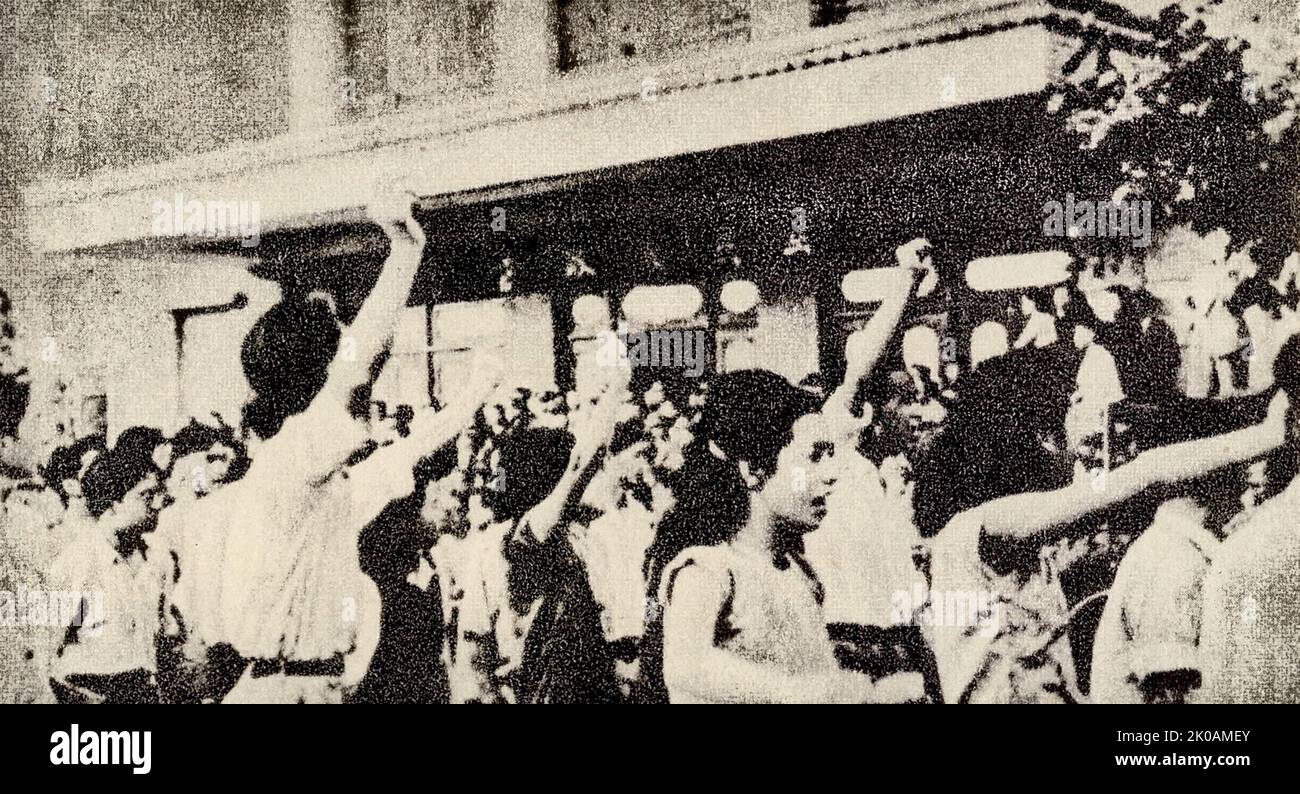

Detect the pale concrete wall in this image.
[23,0,292,179]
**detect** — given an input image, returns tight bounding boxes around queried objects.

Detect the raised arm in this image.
[824,263,923,422]
[1012,314,1040,350]
[346,354,502,527]
[981,391,1289,540]
[515,376,629,545]
[316,195,427,408]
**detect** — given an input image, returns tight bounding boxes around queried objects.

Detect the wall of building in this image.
[8,251,279,455]
[24,0,291,179]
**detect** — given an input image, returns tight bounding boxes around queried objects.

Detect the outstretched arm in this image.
[346,355,502,527]
[824,264,923,422]
[316,195,427,409]
[515,376,629,545]
[981,391,1289,540]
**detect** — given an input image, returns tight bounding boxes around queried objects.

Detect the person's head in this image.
[482,426,575,524]
[697,370,827,533]
[913,417,1072,538]
[651,414,693,474]
[1225,244,1258,288]
[40,435,106,506]
[393,404,415,437]
[240,294,341,440]
[417,440,464,533]
[757,411,841,529]
[80,442,161,529]
[896,238,936,296]
[637,385,692,473]
[523,383,568,431]
[166,419,248,498]
[114,425,165,463]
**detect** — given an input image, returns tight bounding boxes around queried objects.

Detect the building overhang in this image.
[22,0,1156,255]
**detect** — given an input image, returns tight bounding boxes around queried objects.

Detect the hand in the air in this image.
[367,187,425,250]
[569,367,631,465]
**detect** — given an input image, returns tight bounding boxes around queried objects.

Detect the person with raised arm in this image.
[809,246,936,690]
[655,252,930,704]
[821,241,931,428]
[657,371,928,704]
[1199,333,1300,703]
[917,381,1288,703]
[438,367,633,704]
[164,193,500,703]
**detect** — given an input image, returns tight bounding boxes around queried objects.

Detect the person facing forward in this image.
[48,442,167,704]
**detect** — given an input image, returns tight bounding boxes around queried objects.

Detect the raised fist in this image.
[367,187,424,250]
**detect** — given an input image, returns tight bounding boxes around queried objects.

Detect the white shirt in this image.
[924,512,1078,703]
[1090,499,1217,703]
[660,543,838,704]
[1200,476,1300,703]
[805,452,923,626]
[166,405,405,661]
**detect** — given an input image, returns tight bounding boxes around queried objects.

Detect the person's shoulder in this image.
[253,402,367,477]
[931,509,985,555]
[664,544,734,576]
[1129,503,1217,567]
[166,480,263,531]
[660,545,736,604]
[1214,499,1300,577]
[285,401,368,450]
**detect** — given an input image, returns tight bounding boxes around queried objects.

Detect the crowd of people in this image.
[3,199,1300,704]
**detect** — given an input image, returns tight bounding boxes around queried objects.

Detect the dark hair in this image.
[645,369,820,587]
[114,425,165,460]
[695,369,821,475]
[241,297,341,439]
[81,443,160,519]
[413,439,458,492]
[636,371,821,705]
[168,419,250,484]
[913,418,1069,538]
[483,427,575,523]
[637,441,750,705]
[40,436,107,505]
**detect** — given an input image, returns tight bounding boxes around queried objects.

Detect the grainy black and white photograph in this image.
[0,0,1298,724]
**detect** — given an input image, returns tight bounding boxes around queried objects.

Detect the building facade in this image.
[5,0,1163,444]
